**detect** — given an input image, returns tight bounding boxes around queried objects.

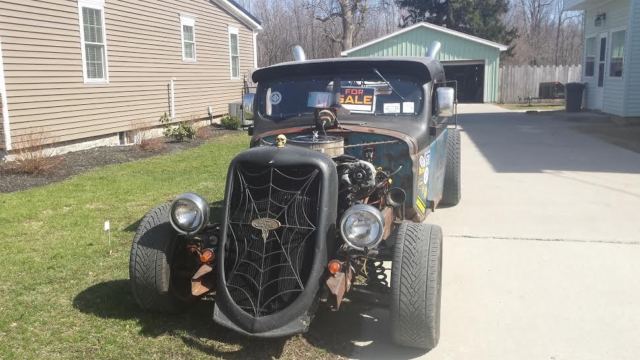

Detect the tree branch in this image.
[315,12,343,22]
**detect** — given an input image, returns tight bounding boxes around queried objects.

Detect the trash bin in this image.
[565,83,586,112]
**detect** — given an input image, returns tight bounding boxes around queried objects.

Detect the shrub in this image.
[138,137,166,152]
[220,115,240,130]
[195,126,215,140]
[159,112,195,142]
[8,129,63,175]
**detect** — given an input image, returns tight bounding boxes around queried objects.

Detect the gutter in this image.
[0,37,11,151]
[212,0,263,32]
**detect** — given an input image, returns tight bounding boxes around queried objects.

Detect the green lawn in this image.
[0,133,346,359]
[498,103,566,112]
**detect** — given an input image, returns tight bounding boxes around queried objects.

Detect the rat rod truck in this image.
[129,42,460,351]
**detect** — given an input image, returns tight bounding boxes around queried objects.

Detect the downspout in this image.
[0,37,11,151]
[252,31,258,68]
[169,78,176,119]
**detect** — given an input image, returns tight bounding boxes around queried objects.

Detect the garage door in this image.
[443,61,484,103]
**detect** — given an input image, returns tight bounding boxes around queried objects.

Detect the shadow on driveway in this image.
[460,111,640,174]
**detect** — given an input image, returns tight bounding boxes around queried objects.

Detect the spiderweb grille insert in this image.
[225,164,321,317]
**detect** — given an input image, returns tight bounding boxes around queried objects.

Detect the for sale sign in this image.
[340,87,375,113]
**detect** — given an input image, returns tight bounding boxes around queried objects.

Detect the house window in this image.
[609,30,625,77]
[78,0,108,83]
[181,15,196,62]
[229,27,240,79]
[584,37,595,77]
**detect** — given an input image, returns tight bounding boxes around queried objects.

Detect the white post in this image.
[0,37,12,151]
[169,78,176,119]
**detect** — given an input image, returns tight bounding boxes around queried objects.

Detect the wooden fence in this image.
[499,65,582,103]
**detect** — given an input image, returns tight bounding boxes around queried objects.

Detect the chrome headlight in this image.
[340,204,384,251]
[169,193,210,235]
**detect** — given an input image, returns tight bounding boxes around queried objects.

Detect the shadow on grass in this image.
[73,279,424,359]
[73,280,288,359]
[72,280,424,359]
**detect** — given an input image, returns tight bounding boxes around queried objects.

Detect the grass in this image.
[0,133,350,359]
[498,103,566,111]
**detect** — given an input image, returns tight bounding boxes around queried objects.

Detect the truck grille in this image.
[224,164,321,318]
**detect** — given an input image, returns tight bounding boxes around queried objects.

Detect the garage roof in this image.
[342,22,508,56]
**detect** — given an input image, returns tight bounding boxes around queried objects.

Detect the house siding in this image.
[582,0,629,116]
[0,0,256,148]
[345,26,503,103]
[624,0,640,116]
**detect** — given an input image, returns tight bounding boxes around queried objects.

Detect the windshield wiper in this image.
[372,68,406,102]
[340,121,368,126]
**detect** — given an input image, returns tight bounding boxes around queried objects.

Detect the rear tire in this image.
[129,203,191,313]
[390,222,443,350]
[441,128,461,207]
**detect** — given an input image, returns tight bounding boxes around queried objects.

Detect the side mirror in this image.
[436,87,455,117]
[242,93,255,121]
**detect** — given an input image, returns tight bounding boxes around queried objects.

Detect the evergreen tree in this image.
[396,0,517,47]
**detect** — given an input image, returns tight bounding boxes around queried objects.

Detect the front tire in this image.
[441,128,461,207]
[390,222,443,350]
[129,203,191,313]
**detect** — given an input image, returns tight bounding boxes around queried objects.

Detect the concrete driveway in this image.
[348,104,640,360]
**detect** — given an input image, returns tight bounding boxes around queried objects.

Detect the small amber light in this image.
[200,249,215,264]
[327,260,342,274]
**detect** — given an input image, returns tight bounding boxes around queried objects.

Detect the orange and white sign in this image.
[339,87,375,113]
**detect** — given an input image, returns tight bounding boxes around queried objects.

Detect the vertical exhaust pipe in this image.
[426,41,442,59]
[292,45,307,62]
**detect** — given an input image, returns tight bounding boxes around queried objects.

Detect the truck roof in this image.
[252,56,446,85]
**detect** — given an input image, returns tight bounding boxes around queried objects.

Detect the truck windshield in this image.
[257,73,424,122]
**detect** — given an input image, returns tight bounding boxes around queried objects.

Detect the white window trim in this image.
[78,0,109,84]
[229,26,240,79]
[180,14,197,62]
[607,26,627,81]
[584,35,596,78]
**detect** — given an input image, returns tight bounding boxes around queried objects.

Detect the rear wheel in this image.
[441,128,461,207]
[390,222,443,350]
[129,203,193,313]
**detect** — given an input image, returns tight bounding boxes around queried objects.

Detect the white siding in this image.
[582,0,629,116]
[624,0,640,116]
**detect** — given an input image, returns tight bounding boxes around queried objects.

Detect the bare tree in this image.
[253,0,399,65]
[308,0,371,51]
[553,0,582,65]
[506,0,583,65]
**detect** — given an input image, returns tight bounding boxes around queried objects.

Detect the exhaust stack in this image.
[426,41,442,59]
[292,45,307,62]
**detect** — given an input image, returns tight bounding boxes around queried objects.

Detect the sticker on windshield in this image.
[270,91,282,105]
[403,102,415,114]
[339,87,375,113]
[307,92,333,108]
[383,103,401,114]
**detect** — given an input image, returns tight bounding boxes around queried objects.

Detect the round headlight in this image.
[169,193,209,235]
[340,204,384,251]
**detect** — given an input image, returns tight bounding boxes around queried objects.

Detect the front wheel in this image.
[129,203,193,313]
[390,222,443,350]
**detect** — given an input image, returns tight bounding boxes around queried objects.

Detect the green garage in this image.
[342,22,508,103]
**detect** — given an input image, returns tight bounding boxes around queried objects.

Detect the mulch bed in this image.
[0,128,238,193]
